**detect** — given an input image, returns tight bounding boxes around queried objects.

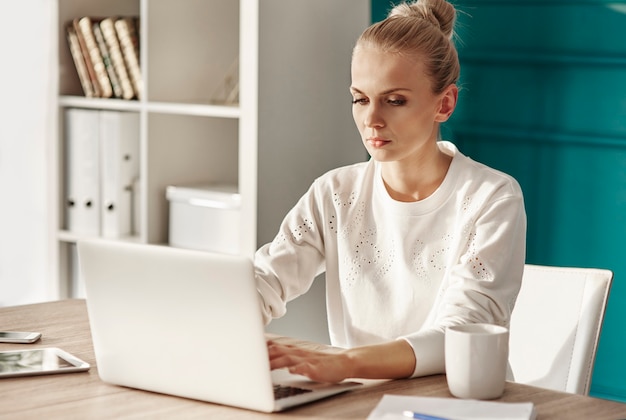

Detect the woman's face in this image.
[350,47,456,164]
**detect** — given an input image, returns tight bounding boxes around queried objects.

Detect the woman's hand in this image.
[268,340,353,383]
[267,338,416,383]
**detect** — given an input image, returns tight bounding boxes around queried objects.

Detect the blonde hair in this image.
[355,0,460,94]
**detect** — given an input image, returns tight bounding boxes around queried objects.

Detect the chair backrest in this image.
[507,264,613,395]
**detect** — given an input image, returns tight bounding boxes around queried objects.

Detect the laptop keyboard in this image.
[273,384,313,400]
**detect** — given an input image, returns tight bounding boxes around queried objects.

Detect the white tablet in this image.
[0,347,90,378]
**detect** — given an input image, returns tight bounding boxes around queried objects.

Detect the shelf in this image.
[146,102,239,119]
[59,96,240,118]
[59,96,141,112]
[57,230,141,244]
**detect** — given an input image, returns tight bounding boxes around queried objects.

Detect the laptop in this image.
[76,239,361,413]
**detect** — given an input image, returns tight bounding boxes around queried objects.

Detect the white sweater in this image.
[255,141,526,377]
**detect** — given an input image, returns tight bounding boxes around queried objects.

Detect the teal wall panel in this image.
[454,2,626,56]
[373,0,626,402]
[455,64,626,135]
[371,0,393,21]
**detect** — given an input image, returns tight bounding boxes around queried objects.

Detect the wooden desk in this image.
[1,299,626,419]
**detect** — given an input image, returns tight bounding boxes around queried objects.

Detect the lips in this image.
[367,137,391,148]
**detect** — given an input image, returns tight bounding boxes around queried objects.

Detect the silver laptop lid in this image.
[77,240,276,412]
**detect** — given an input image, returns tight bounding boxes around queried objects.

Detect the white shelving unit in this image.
[50,0,370,300]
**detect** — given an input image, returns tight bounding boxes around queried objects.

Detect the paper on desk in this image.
[367,394,536,420]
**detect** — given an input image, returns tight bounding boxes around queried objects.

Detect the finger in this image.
[269,352,304,370]
[268,342,316,359]
[267,343,297,361]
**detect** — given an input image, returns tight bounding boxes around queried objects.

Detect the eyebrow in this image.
[349,87,412,95]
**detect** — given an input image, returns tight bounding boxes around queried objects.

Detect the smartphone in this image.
[0,331,42,344]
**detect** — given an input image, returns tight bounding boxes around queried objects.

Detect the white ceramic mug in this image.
[445,323,509,399]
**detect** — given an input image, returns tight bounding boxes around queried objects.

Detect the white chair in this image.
[507,264,613,395]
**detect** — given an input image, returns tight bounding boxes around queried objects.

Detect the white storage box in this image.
[166,184,241,254]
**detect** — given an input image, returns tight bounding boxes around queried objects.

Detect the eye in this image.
[351,97,368,105]
[387,98,406,106]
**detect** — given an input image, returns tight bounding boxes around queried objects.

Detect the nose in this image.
[363,103,385,128]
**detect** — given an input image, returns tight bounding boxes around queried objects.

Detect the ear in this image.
[434,84,458,123]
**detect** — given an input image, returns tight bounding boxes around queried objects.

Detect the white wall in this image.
[0,2,55,306]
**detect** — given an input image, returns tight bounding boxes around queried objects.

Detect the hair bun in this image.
[389,0,456,39]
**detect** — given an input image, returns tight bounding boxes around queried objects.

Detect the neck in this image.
[381,143,452,202]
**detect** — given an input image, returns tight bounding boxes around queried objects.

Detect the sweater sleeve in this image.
[254,181,327,325]
[400,191,527,378]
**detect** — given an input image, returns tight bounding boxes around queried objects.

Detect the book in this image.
[367,395,536,420]
[76,16,113,98]
[100,17,135,100]
[66,24,95,98]
[115,17,143,100]
[72,18,102,98]
[99,111,140,238]
[93,21,123,99]
[65,108,101,235]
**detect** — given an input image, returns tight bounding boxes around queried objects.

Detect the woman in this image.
[255,0,526,383]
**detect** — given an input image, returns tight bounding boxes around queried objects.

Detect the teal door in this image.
[372,0,626,402]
